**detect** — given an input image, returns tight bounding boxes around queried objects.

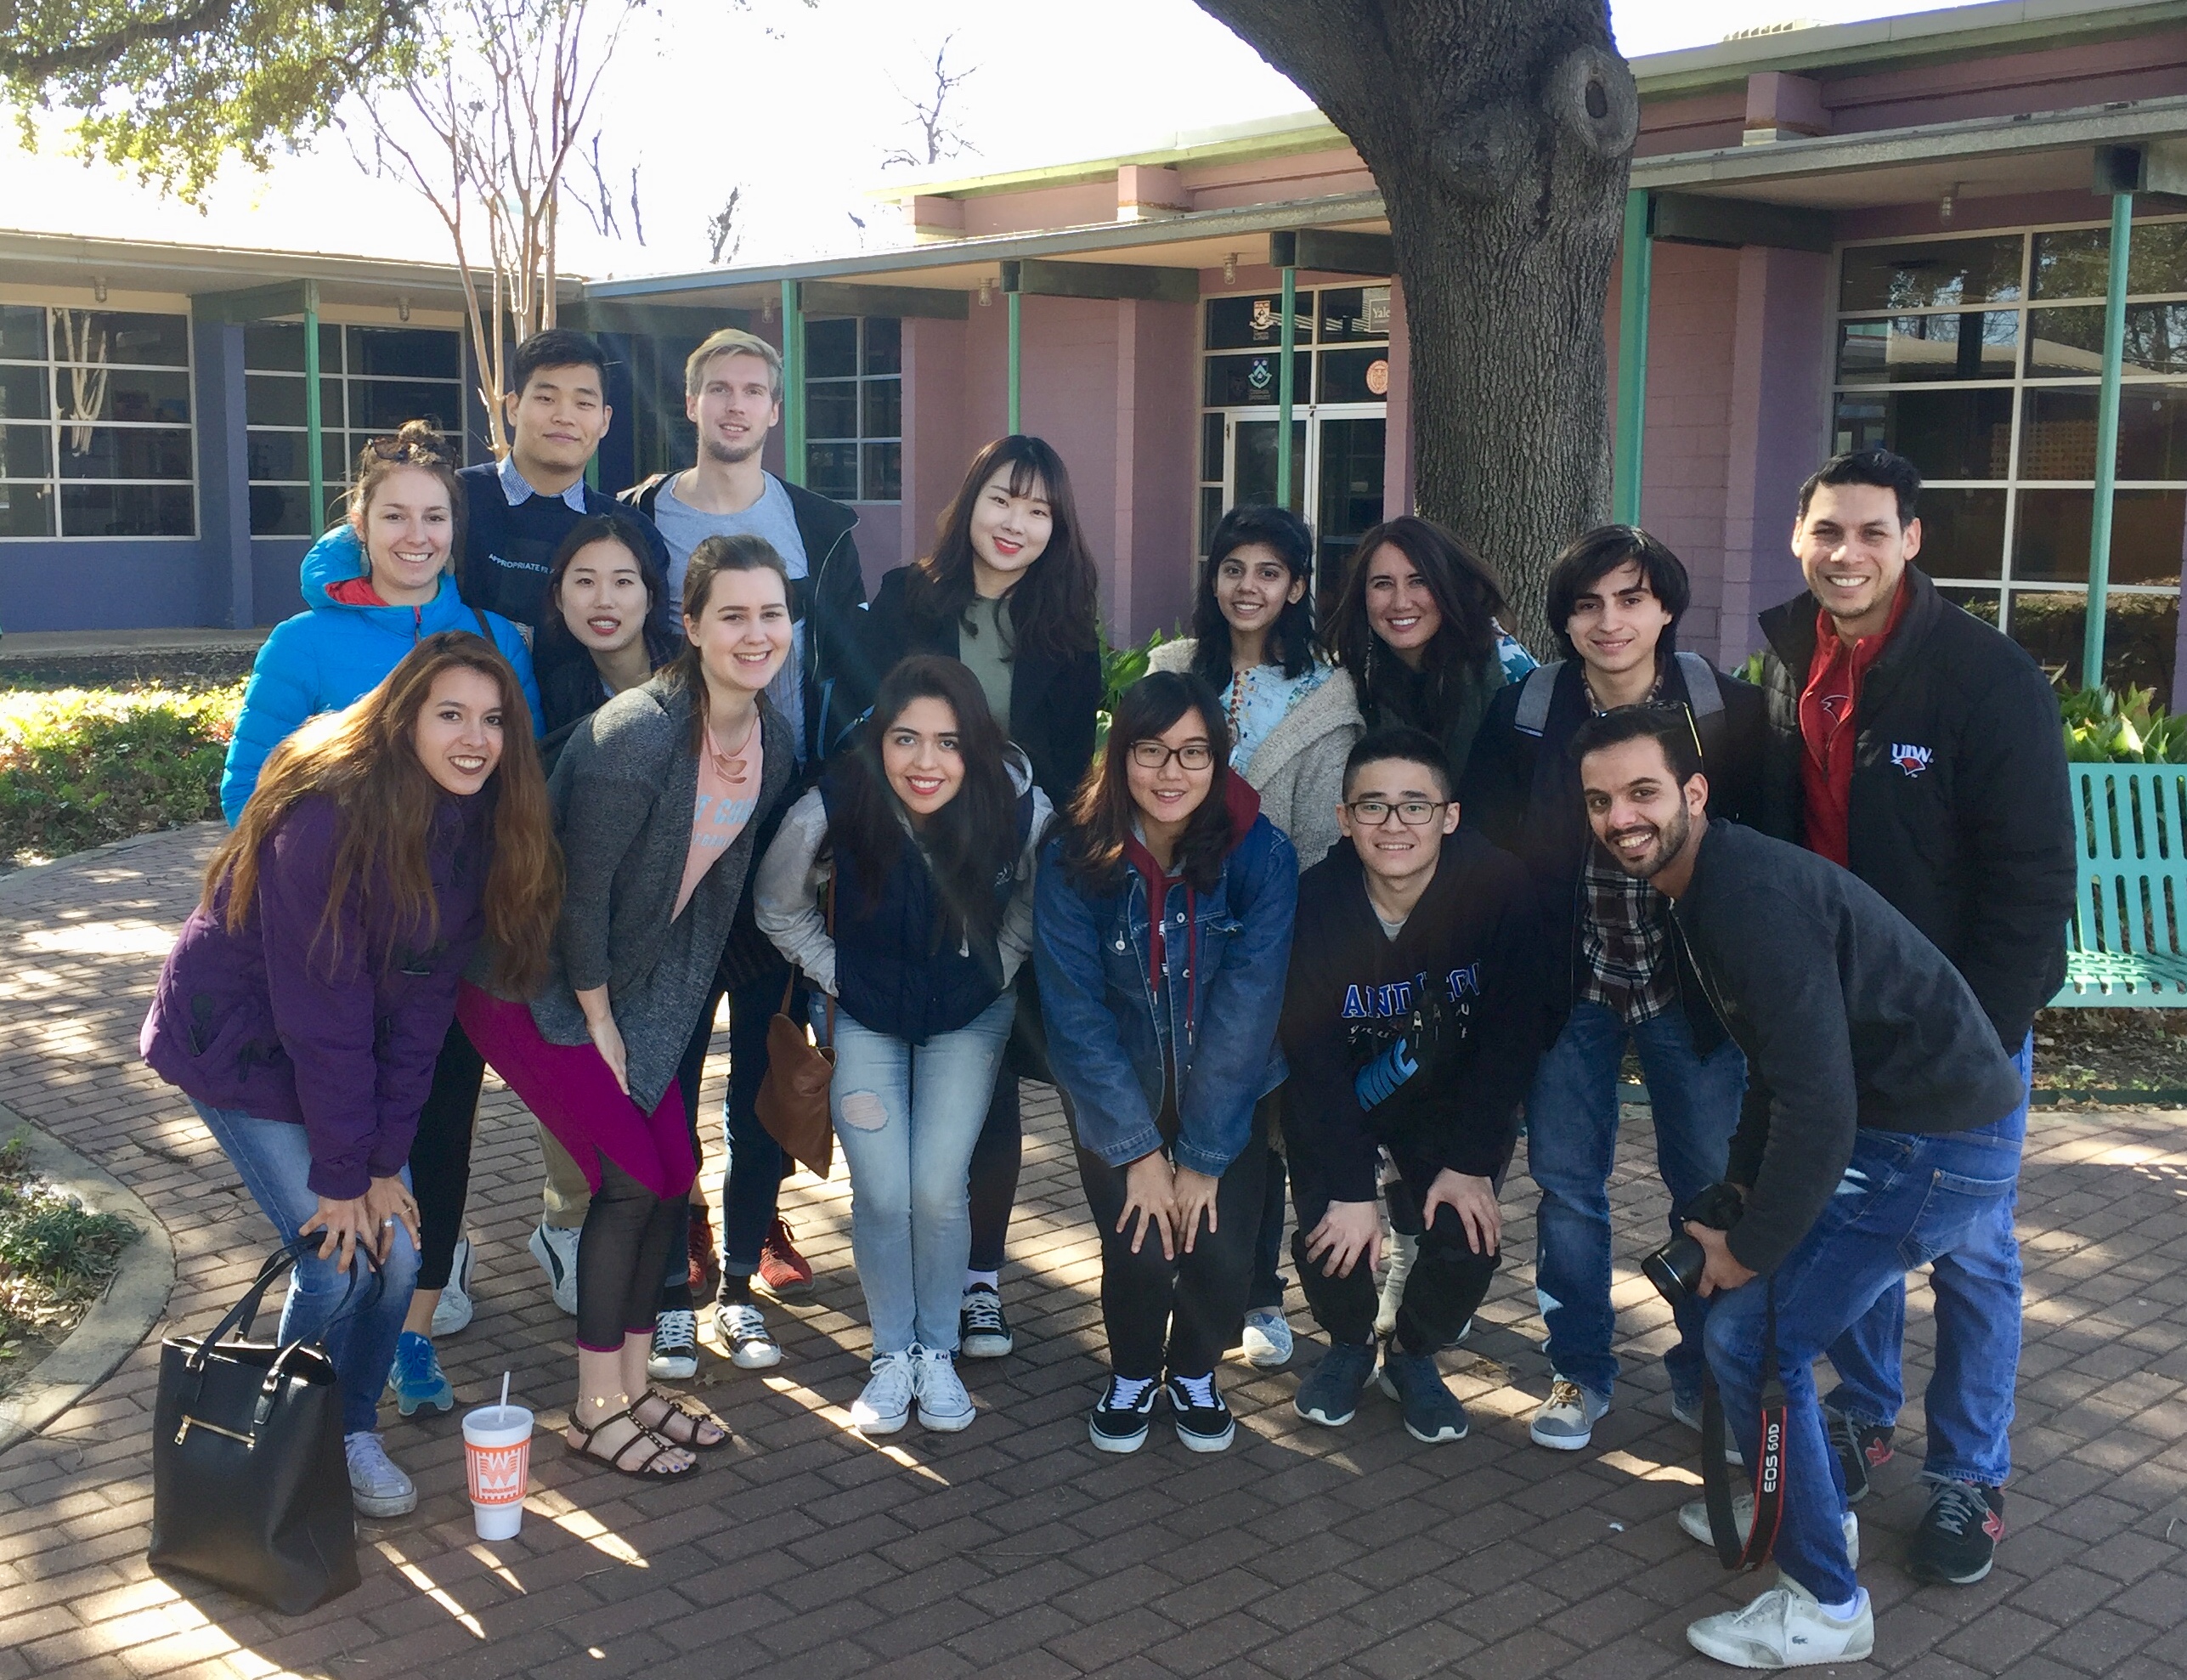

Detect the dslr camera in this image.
[1643,1181,1746,1307]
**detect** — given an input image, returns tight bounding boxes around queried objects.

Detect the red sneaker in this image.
[756,1217,814,1298]
[687,1204,720,1298]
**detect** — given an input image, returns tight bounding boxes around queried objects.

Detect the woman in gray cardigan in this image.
[1148,505,1363,1375]
[459,535,795,1479]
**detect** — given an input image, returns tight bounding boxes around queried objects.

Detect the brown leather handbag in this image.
[754,876,835,1179]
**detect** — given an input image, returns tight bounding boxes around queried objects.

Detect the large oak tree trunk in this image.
[1195,0,1636,647]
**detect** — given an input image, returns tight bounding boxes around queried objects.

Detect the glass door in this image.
[1310,409,1387,600]
[1226,416,1306,515]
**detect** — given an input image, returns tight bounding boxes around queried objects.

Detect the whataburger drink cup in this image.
[462,1403,534,1540]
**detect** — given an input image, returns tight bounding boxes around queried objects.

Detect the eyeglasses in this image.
[1344,799,1447,827]
[1128,740,1214,771]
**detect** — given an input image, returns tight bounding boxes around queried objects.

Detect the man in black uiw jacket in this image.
[1757,448,2074,1585]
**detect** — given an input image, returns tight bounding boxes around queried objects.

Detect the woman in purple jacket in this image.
[143,633,559,1519]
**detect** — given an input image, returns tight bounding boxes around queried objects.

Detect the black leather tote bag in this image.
[149,1247,368,1613]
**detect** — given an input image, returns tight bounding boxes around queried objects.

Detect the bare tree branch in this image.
[706,187,745,266]
[880,32,979,170]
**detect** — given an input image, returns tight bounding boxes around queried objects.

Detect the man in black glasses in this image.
[1278,727,1547,1444]
[1459,526,1768,1454]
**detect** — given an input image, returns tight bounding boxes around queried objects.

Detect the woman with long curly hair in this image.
[143,633,559,1519]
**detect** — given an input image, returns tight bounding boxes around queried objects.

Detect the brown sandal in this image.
[563,1406,698,1479]
[637,1386,729,1451]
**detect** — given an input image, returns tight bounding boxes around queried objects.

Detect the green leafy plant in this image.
[0,682,243,865]
[2056,683,2187,763]
[0,1129,140,1357]
[1094,625,1173,749]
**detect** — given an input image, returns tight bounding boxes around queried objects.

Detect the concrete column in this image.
[1720,243,1832,666]
[1112,297,1198,640]
[191,317,252,629]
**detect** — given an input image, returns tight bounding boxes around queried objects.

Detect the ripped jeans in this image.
[829,994,1016,1355]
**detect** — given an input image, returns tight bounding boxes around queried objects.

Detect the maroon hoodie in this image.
[1120,774,1263,1031]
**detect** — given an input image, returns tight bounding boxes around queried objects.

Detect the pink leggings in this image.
[456,984,696,1201]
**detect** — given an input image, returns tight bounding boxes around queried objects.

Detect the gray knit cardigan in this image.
[526,675,794,1112]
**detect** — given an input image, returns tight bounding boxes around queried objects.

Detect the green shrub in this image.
[0,1129,140,1347]
[0,683,243,865]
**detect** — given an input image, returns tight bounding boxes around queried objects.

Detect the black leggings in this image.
[576,1153,686,1354]
[968,968,1048,1272]
[1075,1095,1271,1380]
[410,1020,487,1293]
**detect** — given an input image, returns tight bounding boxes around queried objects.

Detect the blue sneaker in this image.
[1378,1349,1469,1443]
[387,1331,454,1417]
[1293,1338,1378,1427]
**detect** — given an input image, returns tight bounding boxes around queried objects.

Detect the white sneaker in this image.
[647,1309,698,1380]
[528,1222,579,1317]
[431,1235,475,1336]
[1687,1577,1873,1668]
[713,1301,782,1369]
[1240,1308,1294,1369]
[911,1345,975,1432]
[851,1350,914,1435]
[1530,1377,1610,1450]
[343,1430,417,1518]
[1679,1494,1860,1567]
[1374,1230,1417,1339]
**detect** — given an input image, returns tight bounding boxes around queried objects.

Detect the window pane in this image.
[246,429,308,481]
[861,376,901,440]
[0,426,51,479]
[249,483,311,536]
[1936,586,2000,628]
[0,307,43,362]
[0,482,54,537]
[244,322,305,373]
[51,309,189,368]
[2120,382,2187,480]
[1915,488,2006,580]
[862,316,901,376]
[1199,486,1224,554]
[346,326,461,379]
[2007,589,2178,695]
[1205,293,1294,351]
[2033,220,2187,300]
[59,483,194,536]
[805,318,857,380]
[1201,411,1224,482]
[805,440,857,499]
[56,367,192,425]
[1835,313,2016,385]
[2014,488,2187,585]
[1831,388,2010,479]
[1318,348,1392,404]
[2020,388,2096,479]
[1317,285,1391,344]
[806,382,856,440]
[1839,236,2022,312]
[246,374,305,427]
[348,380,462,433]
[1204,350,1308,407]
[2027,303,2187,377]
[861,441,901,502]
[55,426,192,481]
[0,365,46,421]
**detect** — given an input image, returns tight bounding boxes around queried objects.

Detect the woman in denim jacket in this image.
[1035,671,1297,1455]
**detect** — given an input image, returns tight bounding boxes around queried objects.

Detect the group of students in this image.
[138,316,2070,1672]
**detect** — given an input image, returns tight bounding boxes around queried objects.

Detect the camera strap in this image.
[1701,1278,1789,1570]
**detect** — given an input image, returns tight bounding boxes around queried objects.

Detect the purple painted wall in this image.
[1112,297,1200,640]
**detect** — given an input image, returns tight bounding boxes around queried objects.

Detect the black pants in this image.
[1075,1095,1271,1380]
[1246,1143,1289,1312]
[1286,1138,1499,1356]
[968,968,1048,1274]
[577,1154,685,1353]
[409,1020,486,1293]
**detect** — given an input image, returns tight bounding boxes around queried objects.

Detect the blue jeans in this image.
[830,995,1015,1355]
[191,1100,420,1437]
[1705,1108,2023,1604]
[1822,1034,2032,1486]
[1528,1001,1748,1401]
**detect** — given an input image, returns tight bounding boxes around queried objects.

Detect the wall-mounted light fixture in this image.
[397,295,412,322]
[1223,253,1238,286]
[977,277,993,308]
[92,275,108,303]
[1939,183,1959,224]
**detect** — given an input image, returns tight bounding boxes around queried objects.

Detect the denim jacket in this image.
[1035,791,1296,1179]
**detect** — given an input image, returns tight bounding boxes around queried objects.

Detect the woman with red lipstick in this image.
[858,436,1103,1364]
[754,656,1050,1437]
[1325,516,1534,785]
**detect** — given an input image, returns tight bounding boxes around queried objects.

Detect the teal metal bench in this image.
[2053,763,2187,1005]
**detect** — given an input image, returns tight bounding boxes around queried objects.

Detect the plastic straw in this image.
[500,1372,511,1413]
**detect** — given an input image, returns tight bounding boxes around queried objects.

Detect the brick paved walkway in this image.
[6,824,2187,1678]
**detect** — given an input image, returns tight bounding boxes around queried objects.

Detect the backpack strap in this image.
[470,606,493,642]
[1512,660,1563,737]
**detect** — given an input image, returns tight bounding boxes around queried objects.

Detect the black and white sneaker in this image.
[647,1309,698,1380]
[1906,1481,2004,1585]
[959,1284,1014,1359]
[1089,1373,1160,1452]
[1165,1372,1235,1452]
[1826,1409,1895,1504]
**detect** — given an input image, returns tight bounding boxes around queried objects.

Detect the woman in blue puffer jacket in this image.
[1035,670,1296,1457]
[221,421,540,823]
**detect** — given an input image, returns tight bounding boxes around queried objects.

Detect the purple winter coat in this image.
[142,792,491,1199]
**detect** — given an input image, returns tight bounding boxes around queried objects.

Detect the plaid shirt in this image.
[1574,669,1677,1024]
